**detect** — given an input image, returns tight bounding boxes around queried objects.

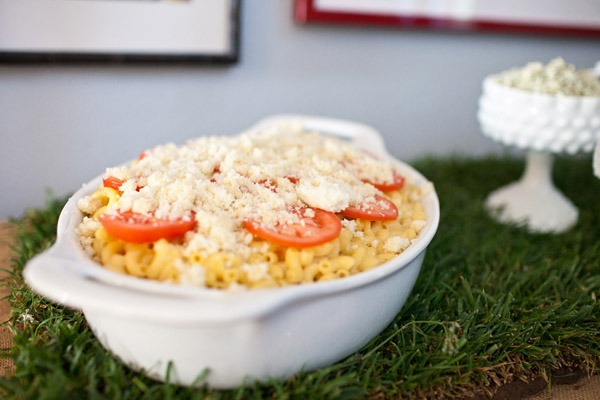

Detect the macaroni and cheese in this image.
[76,123,428,290]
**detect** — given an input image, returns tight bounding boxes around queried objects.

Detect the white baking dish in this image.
[23,115,440,389]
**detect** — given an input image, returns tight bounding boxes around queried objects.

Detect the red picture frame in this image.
[294,0,600,37]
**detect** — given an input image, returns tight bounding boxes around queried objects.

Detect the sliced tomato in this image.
[102,176,144,192]
[100,211,196,243]
[102,176,124,191]
[364,170,405,192]
[244,208,341,248]
[341,195,399,221]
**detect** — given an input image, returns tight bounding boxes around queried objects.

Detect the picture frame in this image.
[0,0,240,64]
[294,0,600,36]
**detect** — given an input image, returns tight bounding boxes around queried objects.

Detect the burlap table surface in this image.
[0,222,15,377]
[0,221,597,399]
[526,376,600,400]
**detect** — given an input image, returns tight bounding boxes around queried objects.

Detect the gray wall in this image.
[1,2,599,218]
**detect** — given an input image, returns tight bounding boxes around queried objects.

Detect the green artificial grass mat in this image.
[1,155,599,399]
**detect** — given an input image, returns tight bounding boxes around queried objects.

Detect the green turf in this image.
[1,155,599,399]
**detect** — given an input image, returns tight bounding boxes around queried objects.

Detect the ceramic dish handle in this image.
[23,250,293,323]
[251,114,390,159]
[24,248,141,316]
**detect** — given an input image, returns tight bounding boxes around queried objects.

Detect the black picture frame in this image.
[0,0,240,64]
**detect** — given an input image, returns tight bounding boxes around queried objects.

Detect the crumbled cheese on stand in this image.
[496,57,600,96]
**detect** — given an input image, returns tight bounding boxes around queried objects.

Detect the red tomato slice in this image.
[364,170,405,192]
[102,176,124,191]
[100,211,196,243]
[103,176,143,192]
[341,195,399,221]
[244,208,341,248]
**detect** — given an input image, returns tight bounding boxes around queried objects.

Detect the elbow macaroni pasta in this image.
[77,182,428,290]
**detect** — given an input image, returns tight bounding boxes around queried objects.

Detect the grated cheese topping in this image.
[94,123,406,258]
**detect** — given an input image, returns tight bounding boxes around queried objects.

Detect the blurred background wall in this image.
[0,2,598,218]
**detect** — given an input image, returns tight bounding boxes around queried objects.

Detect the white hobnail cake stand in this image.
[478,76,600,233]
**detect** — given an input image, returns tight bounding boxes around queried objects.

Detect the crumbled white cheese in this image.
[341,219,357,231]
[77,216,101,236]
[175,259,206,287]
[384,236,411,253]
[297,176,364,212]
[77,196,103,215]
[104,166,129,181]
[242,262,269,282]
[341,219,364,238]
[411,220,427,231]
[75,217,102,257]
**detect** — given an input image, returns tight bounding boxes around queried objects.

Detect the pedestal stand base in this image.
[485,152,578,234]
